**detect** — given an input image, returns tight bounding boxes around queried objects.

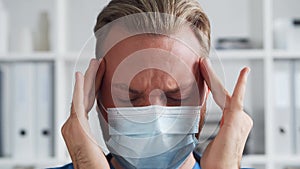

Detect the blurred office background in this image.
[0,0,299,169]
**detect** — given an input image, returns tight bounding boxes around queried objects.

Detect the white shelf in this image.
[215,49,265,60]
[272,156,300,165]
[0,52,96,62]
[59,52,93,62]
[242,155,267,164]
[272,50,300,59]
[0,157,69,167]
[0,52,57,61]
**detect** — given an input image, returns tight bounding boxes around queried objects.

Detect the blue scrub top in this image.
[50,151,202,169]
[49,151,252,169]
[51,161,201,169]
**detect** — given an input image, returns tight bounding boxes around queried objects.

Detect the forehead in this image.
[102,23,202,62]
[101,25,203,88]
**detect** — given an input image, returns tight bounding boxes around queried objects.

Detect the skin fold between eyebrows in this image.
[111,81,198,99]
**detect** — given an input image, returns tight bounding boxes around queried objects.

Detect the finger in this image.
[199,57,229,109]
[83,59,100,110]
[231,67,250,109]
[71,72,85,117]
[95,58,106,96]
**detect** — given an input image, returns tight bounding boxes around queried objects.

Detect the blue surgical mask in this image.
[99,105,201,169]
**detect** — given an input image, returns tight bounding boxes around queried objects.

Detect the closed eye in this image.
[117,96,141,103]
[166,95,190,102]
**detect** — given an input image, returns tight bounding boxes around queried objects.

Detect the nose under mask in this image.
[98,104,201,169]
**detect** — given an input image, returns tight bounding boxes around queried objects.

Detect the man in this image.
[58,0,253,169]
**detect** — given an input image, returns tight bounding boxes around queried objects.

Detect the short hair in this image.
[94,0,211,58]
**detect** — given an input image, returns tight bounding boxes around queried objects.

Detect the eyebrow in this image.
[112,81,194,95]
[164,88,180,94]
[166,81,196,95]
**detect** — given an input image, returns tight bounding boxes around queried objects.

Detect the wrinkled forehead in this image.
[103,34,200,85]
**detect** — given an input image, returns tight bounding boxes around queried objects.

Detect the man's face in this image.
[97,25,208,121]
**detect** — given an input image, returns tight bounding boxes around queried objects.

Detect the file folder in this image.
[0,64,12,157]
[11,63,35,159]
[274,61,293,154]
[35,62,54,158]
[295,62,300,154]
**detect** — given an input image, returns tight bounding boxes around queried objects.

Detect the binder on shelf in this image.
[0,63,12,157]
[35,62,54,158]
[11,63,35,159]
[273,61,293,154]
[295,62,300,154]
[0,68,3,156]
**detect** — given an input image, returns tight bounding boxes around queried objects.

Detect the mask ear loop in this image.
[196,86,210,140]
[95,89,110,113]
[98,99,108,113]
[95,95,111,126]
[194,57,209,140]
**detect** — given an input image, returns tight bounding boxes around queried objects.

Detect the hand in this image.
[199,57,253,169]
[61,59,109,169]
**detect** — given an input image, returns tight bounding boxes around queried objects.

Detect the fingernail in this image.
[246,67,251,76]
[90,58,97,65]
[75,72,79,80]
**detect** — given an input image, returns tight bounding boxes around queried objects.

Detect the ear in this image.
[196,83,210,139]
[95,58,106,104]
[95,58,110,122]
[196,100,207,139]
[200,82,210,106]
[204,82,210,101]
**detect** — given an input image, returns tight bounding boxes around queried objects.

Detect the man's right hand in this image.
[61,59,109,169]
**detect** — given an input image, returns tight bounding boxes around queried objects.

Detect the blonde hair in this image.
[94,0,211,58]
